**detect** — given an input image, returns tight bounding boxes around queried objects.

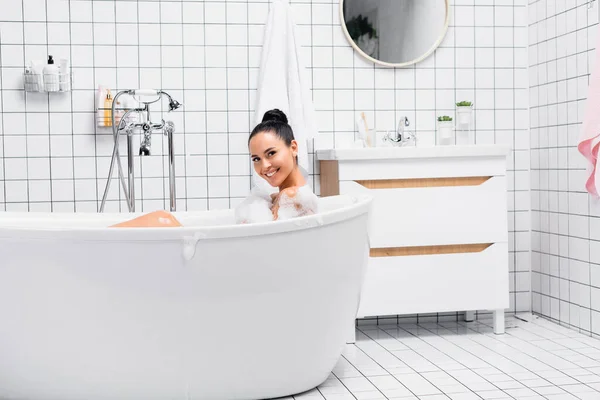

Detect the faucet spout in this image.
[140,130,151,156]
[397,116,409,136]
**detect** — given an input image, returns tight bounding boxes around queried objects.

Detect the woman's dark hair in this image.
[248,109,296,146]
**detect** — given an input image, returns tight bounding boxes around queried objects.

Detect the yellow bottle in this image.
[103,90,113,127]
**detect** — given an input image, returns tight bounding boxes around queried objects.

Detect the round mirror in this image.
[340,0,449,67]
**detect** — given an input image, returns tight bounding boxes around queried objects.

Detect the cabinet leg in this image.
[347,318,356,344]
[493,309,505,334]
[464,311,475,322]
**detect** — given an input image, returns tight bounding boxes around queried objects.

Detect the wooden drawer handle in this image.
[370,243,492,257]
[356,176,491,189]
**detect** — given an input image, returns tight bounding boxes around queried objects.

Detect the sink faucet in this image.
[398,116,409,137]
[383,116,415,146]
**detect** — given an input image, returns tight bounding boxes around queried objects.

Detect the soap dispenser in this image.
[43,55,59,92]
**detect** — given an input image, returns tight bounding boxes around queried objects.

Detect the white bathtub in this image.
[0,194,372,400]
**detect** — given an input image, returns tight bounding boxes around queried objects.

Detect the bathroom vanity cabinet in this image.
[316,145,511,341]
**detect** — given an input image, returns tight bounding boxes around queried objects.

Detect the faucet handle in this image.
[405,130,416,146]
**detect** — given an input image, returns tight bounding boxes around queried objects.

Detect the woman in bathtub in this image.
[113,108,317,227]
[234,109,319,224]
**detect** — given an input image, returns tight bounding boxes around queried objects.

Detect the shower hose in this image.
[99,90,134,213]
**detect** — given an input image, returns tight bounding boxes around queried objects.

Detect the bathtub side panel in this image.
[185,214,370,399]
[0,213,369,400]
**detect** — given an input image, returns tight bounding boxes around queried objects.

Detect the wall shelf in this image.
[24,71,73,93]
[96,107,141,128]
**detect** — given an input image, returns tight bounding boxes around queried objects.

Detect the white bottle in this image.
[59,58,69,91]
[43,55,59,92]
[96,85,107,127]
[24,64,35,92]
[31,60,45,92]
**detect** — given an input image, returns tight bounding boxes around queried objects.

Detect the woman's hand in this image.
[270,187,298,220]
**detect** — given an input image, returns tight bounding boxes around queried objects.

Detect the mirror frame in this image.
[339,0,450,68]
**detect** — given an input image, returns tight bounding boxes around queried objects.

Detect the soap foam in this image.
[234,184,319,224]
[274,185,318,221]
[181,231,207,261]
[234,187,275,224]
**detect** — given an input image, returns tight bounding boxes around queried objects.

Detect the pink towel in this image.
[579,24,600,197]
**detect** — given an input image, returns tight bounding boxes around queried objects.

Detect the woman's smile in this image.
[265,168,280,178]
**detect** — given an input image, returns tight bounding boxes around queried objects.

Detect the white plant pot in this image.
[456,106,473,127]
[437,121,454,145]
[438,121,453,137]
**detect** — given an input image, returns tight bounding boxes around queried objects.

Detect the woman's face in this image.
[249,130,297,187]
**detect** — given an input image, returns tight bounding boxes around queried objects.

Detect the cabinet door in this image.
[339,176,508,248]
[356,242,510,318]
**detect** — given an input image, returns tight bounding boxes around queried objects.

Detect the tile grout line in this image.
[462,318,600,394]
[225,0,230,208]
[0,22,6,210]
[203,0,209,210]
[356,324,509,399]
[181,0,188,212]
[69,0,75,211]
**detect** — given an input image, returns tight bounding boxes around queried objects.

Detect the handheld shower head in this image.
[169,98,182,112]
[159,91,183,112]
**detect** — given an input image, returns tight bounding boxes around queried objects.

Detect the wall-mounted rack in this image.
[96,107,143,128]
[24,71,74,93]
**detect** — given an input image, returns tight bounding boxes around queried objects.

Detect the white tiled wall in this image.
[529,0,600,336]
[0,0,529,313]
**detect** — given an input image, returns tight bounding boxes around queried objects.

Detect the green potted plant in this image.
[456,101,473,127]
[437,116,454,145]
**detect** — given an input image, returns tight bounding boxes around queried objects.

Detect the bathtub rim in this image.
[0,194,372,242]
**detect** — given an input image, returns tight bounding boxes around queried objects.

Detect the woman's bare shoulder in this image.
[279,186,299,198]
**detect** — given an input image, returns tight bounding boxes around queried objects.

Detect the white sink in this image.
[315,144,512,161]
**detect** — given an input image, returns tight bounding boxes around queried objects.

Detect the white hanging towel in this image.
[578,24,600,197]
[253,0,319,177]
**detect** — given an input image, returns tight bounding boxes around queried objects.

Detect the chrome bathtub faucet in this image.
[99,89,183,213]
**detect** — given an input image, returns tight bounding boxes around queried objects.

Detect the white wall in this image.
[0,0,529,314]
[530,0,600,337]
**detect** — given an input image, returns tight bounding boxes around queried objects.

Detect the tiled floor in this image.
[283,314,600,400]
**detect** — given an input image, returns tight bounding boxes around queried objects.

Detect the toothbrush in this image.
[361,112,372,147]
